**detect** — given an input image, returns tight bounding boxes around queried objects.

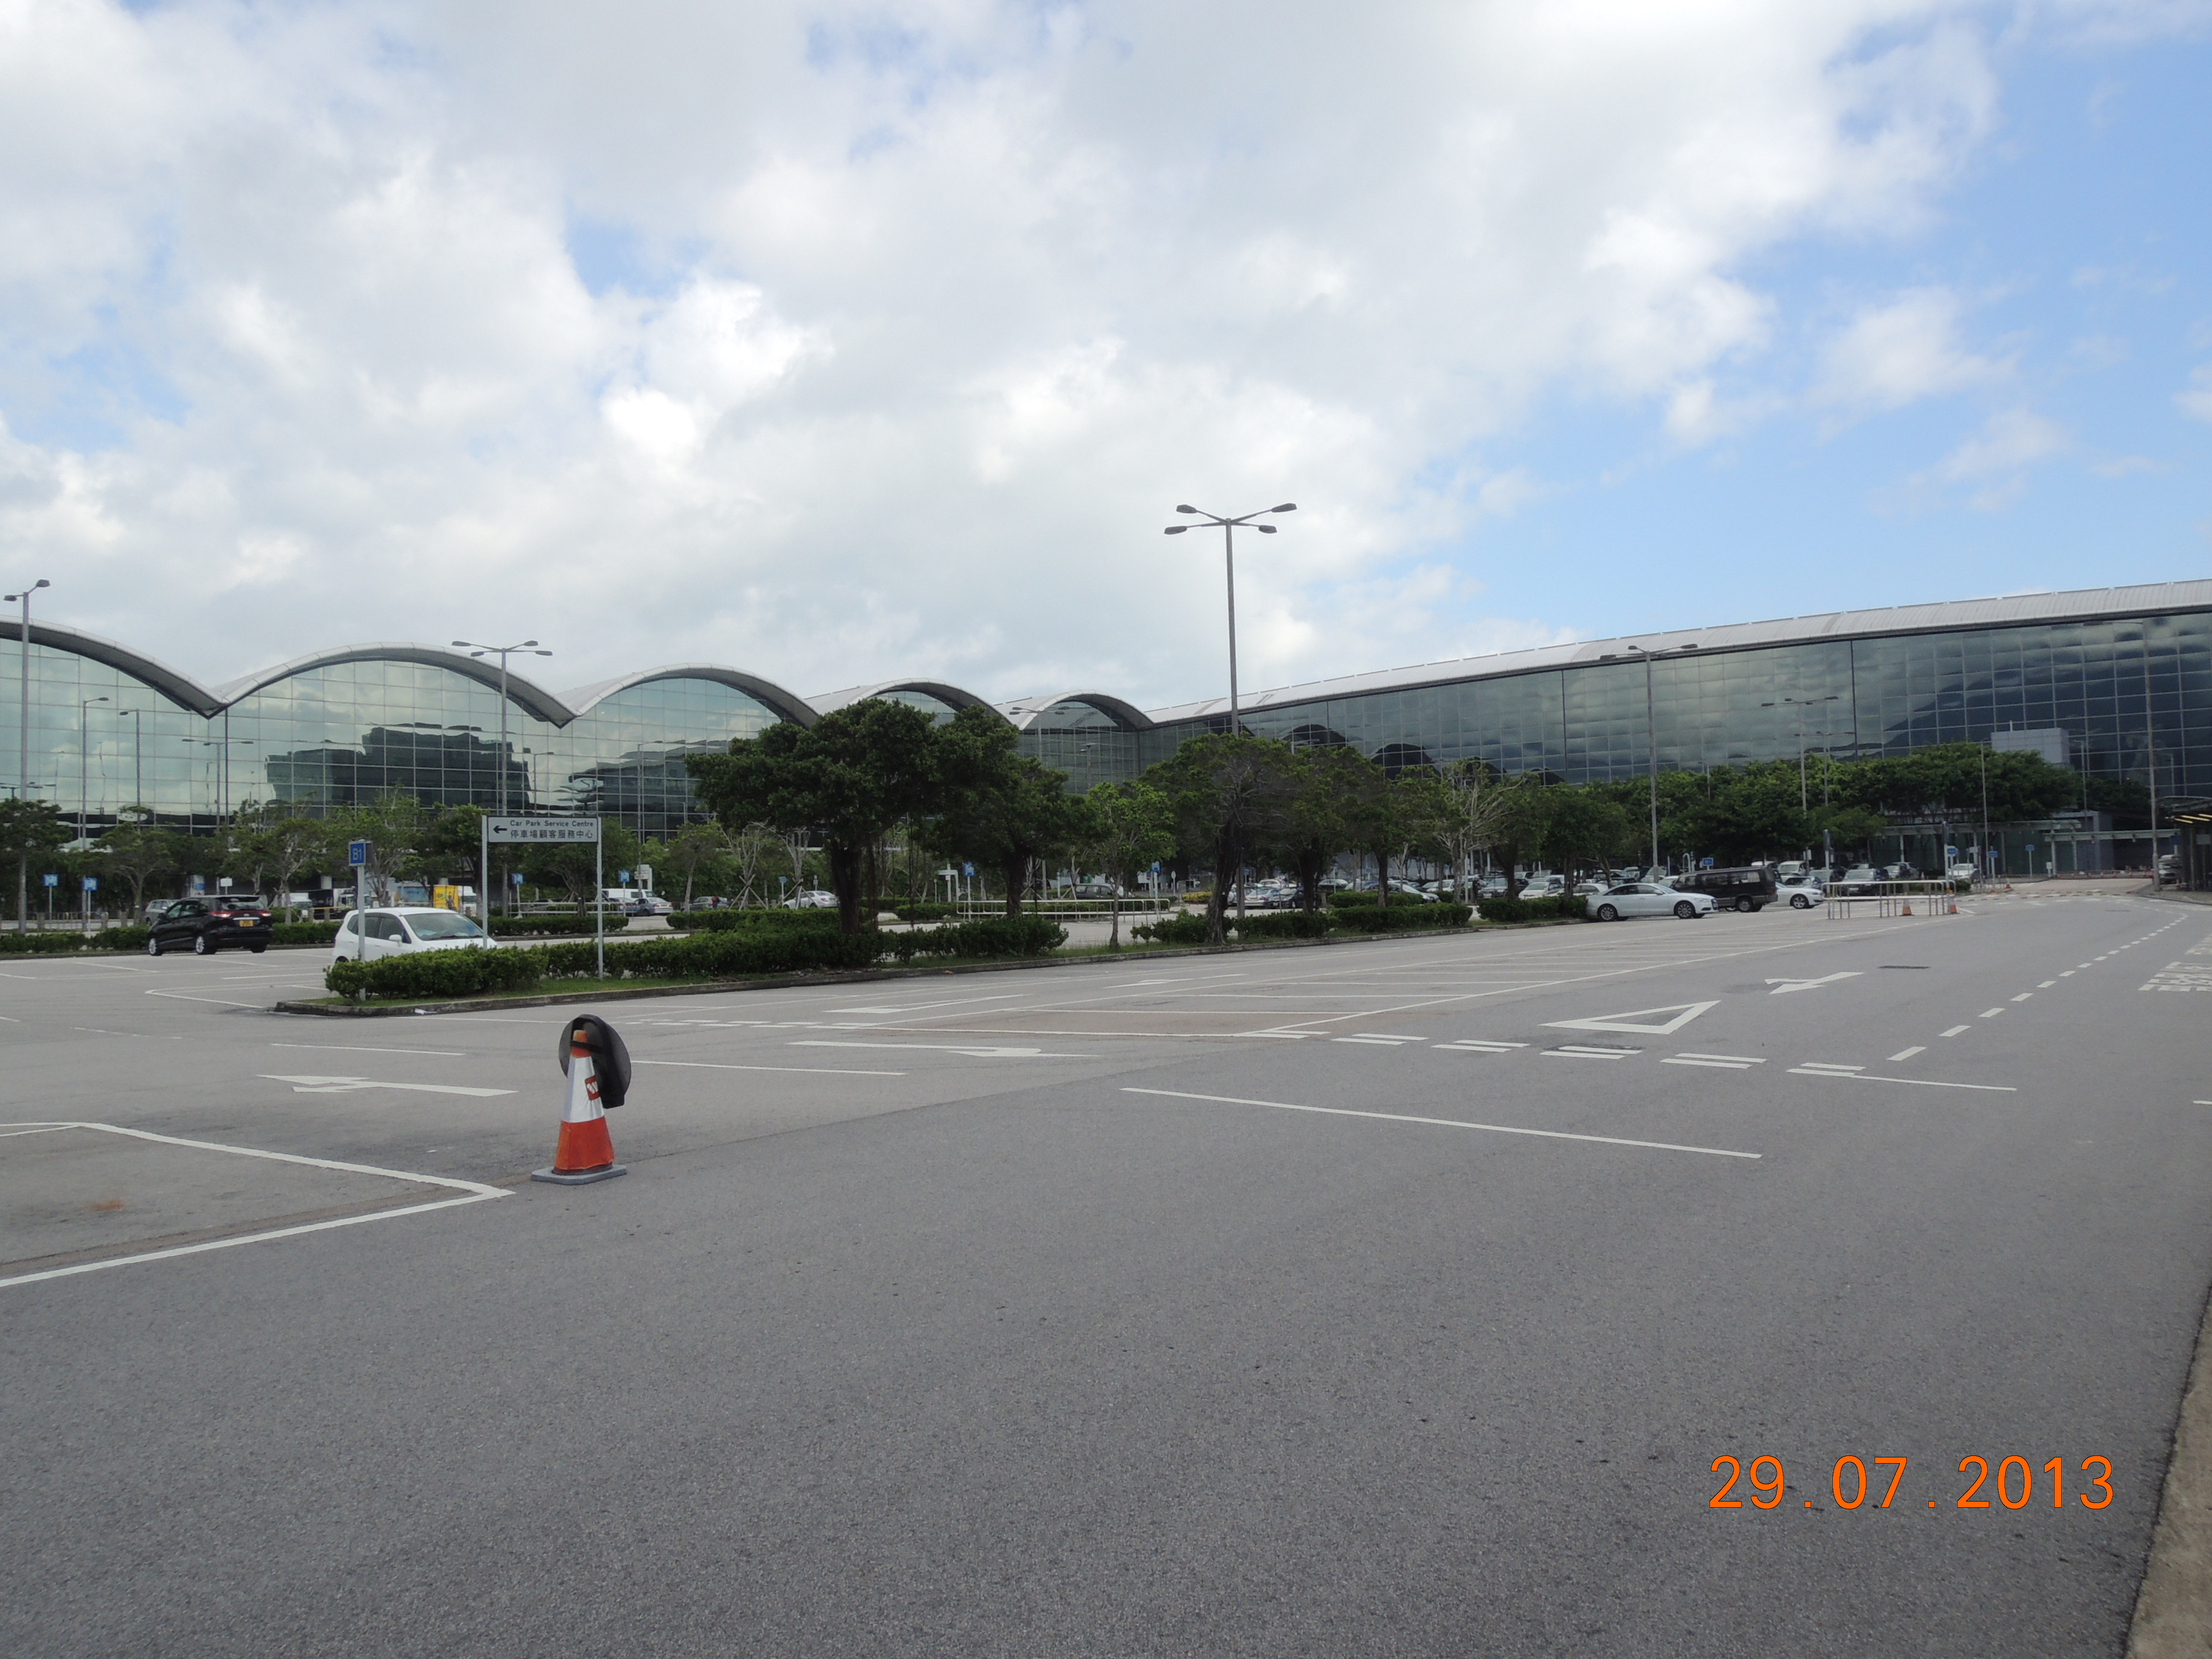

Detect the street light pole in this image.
[1763,694,1841,812]
[2144,636,2161,888]
[5,577,49,931]
[453,639,552,917]
[77,696,107,845]
[1163,503,1296,740]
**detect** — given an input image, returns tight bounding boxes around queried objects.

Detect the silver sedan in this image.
[1585,882,1715,922]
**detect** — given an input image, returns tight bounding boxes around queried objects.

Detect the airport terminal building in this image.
[6,582,2206,868]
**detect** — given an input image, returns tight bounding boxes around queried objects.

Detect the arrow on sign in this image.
[1764,972,1863,996]
[1544,1001,1718,1036]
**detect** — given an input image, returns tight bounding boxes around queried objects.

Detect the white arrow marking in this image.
[261,1074,516,1097]
[1544,1000,1718,1036]
[1765,972,1863,996]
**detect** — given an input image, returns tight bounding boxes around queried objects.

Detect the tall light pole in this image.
[2144,636,2162,888]
[1163,503,1295,739]
[453,638,551,917]
[77,696,107,844]
[5,577,49,930]
[1762,694,1840,811]
[1616,641,1700,875]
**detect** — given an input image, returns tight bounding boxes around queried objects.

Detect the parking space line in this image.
[0,1121,508,1290]
[270,1044,468,1058]
[636,1059,906,1077]
[1120,1087,1759,1160]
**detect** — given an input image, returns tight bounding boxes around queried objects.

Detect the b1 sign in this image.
[487,817,601,844]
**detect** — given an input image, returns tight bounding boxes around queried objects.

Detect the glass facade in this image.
[2,597,2203,838]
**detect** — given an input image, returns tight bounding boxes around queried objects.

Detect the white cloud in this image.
[0,0,2187,707]
[2176,365,2212,421]
[1889,406,2070,511]
[1815,287,2012,415]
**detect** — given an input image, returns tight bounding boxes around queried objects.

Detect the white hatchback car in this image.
[330,906,492,962]
[1585,882,1716,922]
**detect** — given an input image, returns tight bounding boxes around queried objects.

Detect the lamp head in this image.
[1163,526,1187,535]
[1175,505,1198,515]
[520,640,538,648]
[450,640,472,648]
[1255,524,1276,533]
[1270,503,1296,513]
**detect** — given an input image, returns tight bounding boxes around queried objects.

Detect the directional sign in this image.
[348,840,370,866]
[1545,1001,1717,1036]
[486,816,600,844]
[1766,972,1862,996]
[41,873,56,887]
[82,877,97,891]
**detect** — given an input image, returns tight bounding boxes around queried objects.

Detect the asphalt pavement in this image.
[3,893,2208,1656]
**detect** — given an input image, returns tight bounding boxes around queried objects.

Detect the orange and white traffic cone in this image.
[530,1024,628,1186]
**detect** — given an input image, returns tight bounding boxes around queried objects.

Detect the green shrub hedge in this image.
[884,915,1068,962]
[1475,895,1581,923]
[94,926,150,950]
[1231,910,1333,940]
[539,926,879,981]
[1332,902,1473,932]
[272,921,341,946]
[0,931,98,953]
[668,908,841,932]
[1131,913,1210,945]
[488,911,630,937]
[887,901,959,922]
[325,946,547,1001]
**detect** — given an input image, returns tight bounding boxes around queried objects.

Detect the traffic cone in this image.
[1901,900,1913,915]
[530,1024,628,1186]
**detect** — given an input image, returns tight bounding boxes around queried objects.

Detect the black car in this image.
[147,896,273,956]
[1680,866,1778,913]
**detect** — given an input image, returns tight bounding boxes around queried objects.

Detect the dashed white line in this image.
[2011,993,2034,1002]
[1888,1046,1926,1061]
[1940,1025,1971,1037]
[1979,1008,2005,1019]
[1544,1046,1640,1060]
[636,1059,905,1077]
[2038,981,2056,988]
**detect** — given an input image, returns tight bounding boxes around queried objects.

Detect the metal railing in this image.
[1825,879,1962,919]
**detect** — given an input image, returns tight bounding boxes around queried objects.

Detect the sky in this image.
[1,0,2209,711]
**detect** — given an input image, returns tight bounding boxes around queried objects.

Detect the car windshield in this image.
[405,911,484,940]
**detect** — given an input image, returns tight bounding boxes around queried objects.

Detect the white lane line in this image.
[1940,1024,1971,1037]
[2038,981,2056,988]
[1355,1032,1429,1041]
[0,1125,71,1138]
[1675,1052,1765,1063]
[1888,1046,1926,1061]
[1544,1046,1640,1060]
[1979,1008,2005,1018]
[1662,1057,1754,1070]
[1436,1040,1528,1053]
[144,990,264,1008]
[1120,1087,1759,1160]
[270,1044,468,1058]
[2060,972,2075,977]
[636,1059,906,1077]
[1794,1062,1863,1074]
[790,1041,1099,1058]
[1786,1070,2016,1092]
[1333,1036,1415,1046]
[2011,992,2034,1002]
[0,1121,508,1290]
[72,1027,181,1041]
[261,1075,516,1097]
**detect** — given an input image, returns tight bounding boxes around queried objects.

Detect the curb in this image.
[271,920,1525,1018]
[2128,1276,2212,1656]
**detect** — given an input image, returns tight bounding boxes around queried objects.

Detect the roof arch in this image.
[998,692,1155,733]
[808,680,1009,722]
[564,664,818,728]
[213,644,576,725]
[20,623,224,717]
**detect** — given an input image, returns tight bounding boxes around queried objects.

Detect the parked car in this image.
[619,895,673,916]
[1780,877,1827,909]
[781,889,839,910]
[1386,879,1438,902]
[1680,866,1779,913]
[1072,882,1123,900]
[1586,883,1716,922]
[328,906,492,962]
[147,896,273,956]
[1834,866,1882,896]
[1946,863,1978,882]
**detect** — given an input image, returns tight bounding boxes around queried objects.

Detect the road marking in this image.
[72,1026,182,1041]
[1355,1032,1430,1041]
[2038,981,2056,988]
[1662,1053,1763,1070]
[0,1121,507,1290]
[1794,1062,1864,1075]
[1888,1046,1926,1061]
[2011,992,2034,1002]
[2059,971,2075,977]
[1766,972,1863,996]
[270,1044,468,1058]
[1435,1040,1528,1053]
[1940,1025,1971,1037]
[1545,1001,1716,1035]
[262,1074,516,1097]
[1544,1046,1640,1060]
[0,1125,71,1138]
[635,1059,905,1077]
[1119,1088,1759,1160]
[1787,1070,2015,1092]
[1979,1008,2005,1018]
[144,990,264,1008]
[790,1041,1098,1058]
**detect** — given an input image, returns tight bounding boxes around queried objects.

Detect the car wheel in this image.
[250,943,268,954]
[146,935,162,957]
[1791,893,1812,909]
[192,934,212,956]
[1595,904,1620,923]
[1674,901,1697,920]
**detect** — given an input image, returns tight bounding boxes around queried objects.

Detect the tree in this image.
[1145,735,1304,944]
[1375,769,1458,905]
[96,815,183,920]
[329,793,434,904]
[1440,759,1512,893]
[225,800,338,919]
[0,800,71,927]
[1083,780,1177,948]
[922,705,1090,919]
[520,820,643,906]
[686,698,945,934]
[662,822,734,909]
[1486,775,1556,898]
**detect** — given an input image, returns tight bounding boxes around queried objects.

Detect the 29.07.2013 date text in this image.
[1709,1455,2114,1511]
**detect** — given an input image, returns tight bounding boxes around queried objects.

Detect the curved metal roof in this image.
[1143,579,2212,724]
[997,691,1156,733]
[563,664,819,728]
[807,680,1010,721]
[213,644,576,725]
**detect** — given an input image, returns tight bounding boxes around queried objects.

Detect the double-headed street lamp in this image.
[78,696,108,843]
[453,638,551,919]
[1762,694,1841,811]
[1609,640,1702,876]
[5,577,49,930]
[1163,503,1295,739]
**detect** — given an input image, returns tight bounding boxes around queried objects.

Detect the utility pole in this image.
[2144,637,2161,888]
[5,578,49,931]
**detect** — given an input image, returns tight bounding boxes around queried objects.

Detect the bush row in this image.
[1474,895,1582,924]
[1131,905,1470,945]
[488,911,631,937]
[882,915,1068,962]
[326,946,547,1001]
[537,927,879,982]
[0,931,101,954]
[1332,902,1474,933]
[668,908,841,932]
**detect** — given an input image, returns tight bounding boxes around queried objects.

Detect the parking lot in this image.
[4,892,2209,1655]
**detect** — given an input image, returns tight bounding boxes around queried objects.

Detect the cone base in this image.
[530,1163,628,1186]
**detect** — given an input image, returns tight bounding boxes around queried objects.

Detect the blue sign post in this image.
[347,841,370,961]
